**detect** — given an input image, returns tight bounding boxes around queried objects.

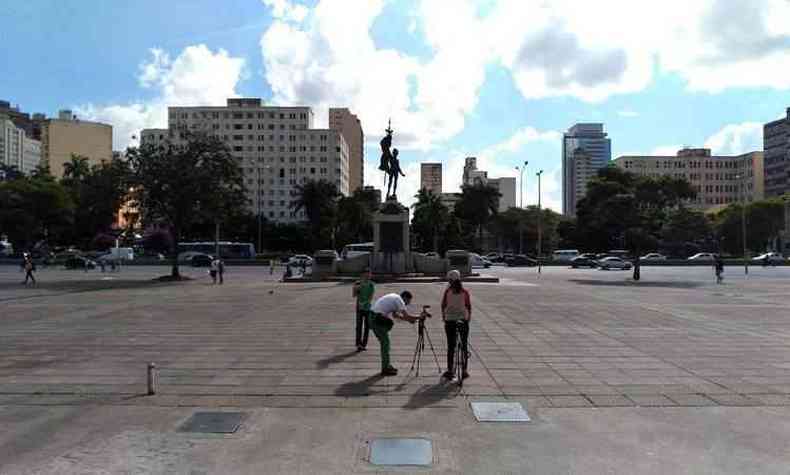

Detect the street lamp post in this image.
[536,169,543,274]
[737,174,748,275]
[515,160,528,254]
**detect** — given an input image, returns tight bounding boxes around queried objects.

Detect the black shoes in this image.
[441,371,454,380]
[381,366,398,376]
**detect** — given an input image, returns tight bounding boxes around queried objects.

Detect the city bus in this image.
[177,242,255,259]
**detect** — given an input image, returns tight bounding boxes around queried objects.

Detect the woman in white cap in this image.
[441,269,471,380]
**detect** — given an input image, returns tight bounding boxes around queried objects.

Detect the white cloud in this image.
[263,0,309,22]
[650,145,683,156]
[704,122,763,155]
[76,45,245,150]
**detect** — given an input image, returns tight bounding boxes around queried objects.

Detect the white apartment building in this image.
[461,156,517,211]
[614,148,764,210]
[1,116,41,174]
[142,98,350,223]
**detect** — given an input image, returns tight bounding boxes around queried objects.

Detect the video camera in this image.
[419,305,432,320]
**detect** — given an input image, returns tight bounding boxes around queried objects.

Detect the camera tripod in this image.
[409,317,442,376]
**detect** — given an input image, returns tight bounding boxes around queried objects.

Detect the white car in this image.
[687,253,715,261]
[287,254,313,267]
[469,253,492,269]
[640,253,667,261]
[598,257,632,270]
[752,252,784,264]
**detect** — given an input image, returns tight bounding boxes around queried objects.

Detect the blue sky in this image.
[3,0,790,210]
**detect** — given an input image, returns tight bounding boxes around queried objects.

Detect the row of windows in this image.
[232,144,334,153]
[622,160,750,170]
[175,111,308,120]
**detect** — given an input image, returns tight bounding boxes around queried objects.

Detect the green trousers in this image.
[369,313,393,370]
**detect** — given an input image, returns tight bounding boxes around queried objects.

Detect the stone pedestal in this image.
[372,198,411,274]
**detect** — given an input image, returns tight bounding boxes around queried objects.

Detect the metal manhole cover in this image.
[470,402,530,422]
[369,438,432,466]
[178,412,246,433]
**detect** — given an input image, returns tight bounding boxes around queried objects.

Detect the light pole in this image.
[515,160,528,254]
[737,174,748,275]
[536,169,543,274]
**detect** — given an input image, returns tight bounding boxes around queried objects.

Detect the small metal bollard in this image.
[147,362,158,395]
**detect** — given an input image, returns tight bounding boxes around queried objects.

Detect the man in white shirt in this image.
[370,291,421,376]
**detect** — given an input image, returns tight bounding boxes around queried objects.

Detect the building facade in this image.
[764,108,790,198]
[488,177,517,212]
[562,123,611,216]
[159,98,350,223]
[1,116,41,174]
[614,148,764,211]
[41,111,113,178]
[420,162,442,195]
[329,108,364,192]
[439,192,461,212]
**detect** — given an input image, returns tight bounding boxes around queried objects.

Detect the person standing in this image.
[217,258,225,285]
[22,254,36,285]
[441,270,471,381]
[370,291,421,376]
[352,271,375,352]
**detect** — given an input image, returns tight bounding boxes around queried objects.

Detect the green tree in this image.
[712,198,785,255]
[454,182,501,250]
[292,180,340,251]
[0,174,74,252]
[126,132,247,278]
[335,188,378,247]
[411,188,449,252]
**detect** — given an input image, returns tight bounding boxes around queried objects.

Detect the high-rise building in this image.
[420,162,442,195]
[462,156,487,185]
[40,111,113,178]
[1,115,41,174]
[562,123,611,216]
[329,108,364,192]
[488,177,517,212]
[158,98,350,223]
[613,148,764,210]
[764,108,790,198]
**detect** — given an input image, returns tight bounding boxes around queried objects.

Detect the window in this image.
[233,135,244,140]
[234,124,243,130]
[233,113,243,119]
[233,146,243,152]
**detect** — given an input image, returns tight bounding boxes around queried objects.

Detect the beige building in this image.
[420,162,442,195]
[149,98,350,223]
[614,148,764,210]
[329,108,363,192]
[41,110,113,178]
[1,115,41,174]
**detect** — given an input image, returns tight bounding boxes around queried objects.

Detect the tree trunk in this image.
[432,226,439,252]
[171,226,180,278]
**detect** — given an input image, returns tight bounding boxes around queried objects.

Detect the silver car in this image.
[598,256,632,270]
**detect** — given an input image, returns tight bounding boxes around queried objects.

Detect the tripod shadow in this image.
[315,350,359,370]
[402,381,461,410]
[334,374,386,397]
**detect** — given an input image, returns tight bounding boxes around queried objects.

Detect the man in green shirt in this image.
[352,271,375,352]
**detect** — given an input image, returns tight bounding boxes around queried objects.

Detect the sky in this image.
[3,0,790,211]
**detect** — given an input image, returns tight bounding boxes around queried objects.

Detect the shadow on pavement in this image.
[401,382,460,410]
[315,350,359,369]
[569,279,704,289]
[334,374,385,397]
[0,279,173,301]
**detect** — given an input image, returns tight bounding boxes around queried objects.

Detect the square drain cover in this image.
[369,438,432,466]
[178,412,246,433]
[471,402,530,422]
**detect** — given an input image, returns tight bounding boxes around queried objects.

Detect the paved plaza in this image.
[1,264,789,473]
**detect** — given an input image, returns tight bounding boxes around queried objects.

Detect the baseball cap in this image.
[446,270,461,281]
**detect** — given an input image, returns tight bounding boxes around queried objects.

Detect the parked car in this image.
[687,252,715,261]
[570,256,598,268]
[505,254,538,267]
[752,252,784,264]
[484,252,500,261]
[640,253,667,261]
[64,256,96,270]
[552,249,580,262]
[469,253,492,268]
[423,252,440,258]
[578,253,598,260]
[190,254,214,267]
[287,254,313,267]
[597,256,632,270]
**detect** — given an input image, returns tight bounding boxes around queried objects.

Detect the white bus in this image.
[341,242,374,259]
[552,249,579,262]
[177,242,255,259]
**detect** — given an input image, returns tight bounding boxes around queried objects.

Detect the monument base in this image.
[372,198,412,275]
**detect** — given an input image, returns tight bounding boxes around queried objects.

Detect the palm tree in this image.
[412,188,449,252]
[455,182,501,250]
[61,155,91,182]
[292,180,340,250]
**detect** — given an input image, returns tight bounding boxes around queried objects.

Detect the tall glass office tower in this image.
[562,123,611,216]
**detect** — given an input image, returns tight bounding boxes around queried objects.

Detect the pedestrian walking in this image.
[217,258,225,285]
[441,270,471,381]
[714,254,724,284]
[22,254,36,285]
[209,258,219,284]
[270,258,274,275]
[352,271,374,352]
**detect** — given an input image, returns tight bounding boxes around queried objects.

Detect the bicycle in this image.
[452,320,469,387]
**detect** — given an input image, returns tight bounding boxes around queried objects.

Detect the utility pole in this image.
[739,175,748,275]
[257,167,262,254]
[536,169,543,274]
[516,160,528,254]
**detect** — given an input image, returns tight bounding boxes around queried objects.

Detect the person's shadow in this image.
[334,374,385,397]
[315,350,359,370]
[402,381,460,410]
